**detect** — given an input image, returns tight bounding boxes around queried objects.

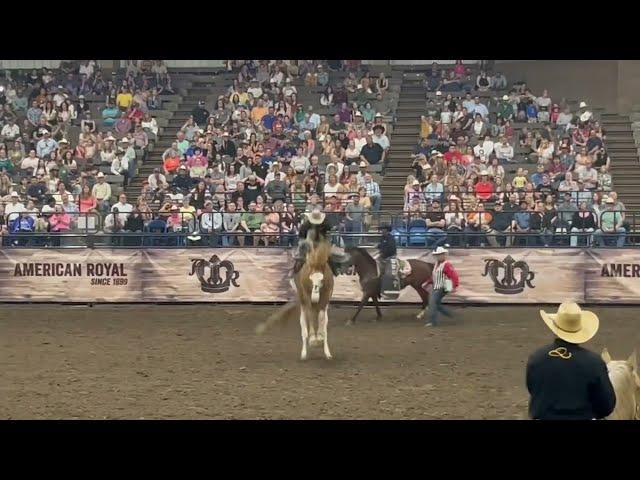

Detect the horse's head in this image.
[602,348,640,419]
[304,242,333,304]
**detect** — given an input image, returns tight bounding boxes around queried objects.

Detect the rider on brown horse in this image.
[377,225,401,297]
[292,208,350,279]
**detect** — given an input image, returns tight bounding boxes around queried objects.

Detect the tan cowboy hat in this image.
[306,210,326,225]
[540,302,599,344]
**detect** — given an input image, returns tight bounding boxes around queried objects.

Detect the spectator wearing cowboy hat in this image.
[593,196,626,247]
[421,246,459,327]
[526,302,616,420]
[91,172,112,215]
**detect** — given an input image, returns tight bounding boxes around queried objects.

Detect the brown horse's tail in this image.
[255,301,301,335]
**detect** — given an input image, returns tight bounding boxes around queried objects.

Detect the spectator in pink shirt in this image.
[187,148,208,178]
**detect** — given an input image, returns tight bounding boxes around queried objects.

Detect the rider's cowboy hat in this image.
[306,210,326,225]
[540,302,599,344]
[433,246,448,255]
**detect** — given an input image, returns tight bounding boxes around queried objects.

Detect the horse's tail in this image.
[255,301,301,335]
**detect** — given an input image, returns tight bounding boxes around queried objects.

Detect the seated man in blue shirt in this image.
[514,201,532,245]
[11,211,35,246]
[412,137,432,159]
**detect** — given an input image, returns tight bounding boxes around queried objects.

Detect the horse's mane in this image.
[307,241,333,271]
[607,360,638,420]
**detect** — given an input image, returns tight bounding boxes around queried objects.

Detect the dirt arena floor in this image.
[0,304,638,419]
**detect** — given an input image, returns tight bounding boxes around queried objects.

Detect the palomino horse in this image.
[602,348,640,420]
[344,247,434,325]
[256,241,334,360]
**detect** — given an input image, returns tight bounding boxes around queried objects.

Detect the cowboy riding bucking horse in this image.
[291,207,350,289]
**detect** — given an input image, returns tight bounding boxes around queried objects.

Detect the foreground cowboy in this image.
[291,208,349,286]
[526,302,616,420]
[421,246,459,327]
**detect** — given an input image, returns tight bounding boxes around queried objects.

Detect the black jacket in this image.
[299,219,331,241]
[526,338,616,420]
[571,211,596,230]
[172,174,194,194]
[377,232,397,259]
[191,107,210,126]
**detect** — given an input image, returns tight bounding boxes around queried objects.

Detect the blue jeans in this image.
[425,288,452,326]
[222,234,239,247]
[344,220,363,247]
[593,228,626,247]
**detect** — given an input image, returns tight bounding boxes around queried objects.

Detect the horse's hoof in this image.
[345,321,353,327]
[325,354,333,360]
[300,354,308,361]
[416,311,425,320]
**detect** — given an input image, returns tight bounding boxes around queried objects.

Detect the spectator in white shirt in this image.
[247,80,263,99]
[148,168,168,191]
[372,124,390,150]
[353,129,367,152]
[282,78,297,97]
[473,136,495,161]
[21,150,40,173]
[578,101,592,123]
[291,147,310,174]
[579,161,598,190]
[79,60,95,78]
[111,193,134,224]
[556,107,573,129]
[1,120,20,141]
[141,114,158,139]
[495,139,514,163]
[199,202,223,238]
[264,162,287,186]
[5,191,25,224]
[325,158,345,180]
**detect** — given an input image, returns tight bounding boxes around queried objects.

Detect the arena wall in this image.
[0,249,638,304]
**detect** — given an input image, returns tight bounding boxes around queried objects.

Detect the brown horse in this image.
[256,241,335,360]
[344,247,434,325]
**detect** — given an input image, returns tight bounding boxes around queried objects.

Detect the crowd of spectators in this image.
[398,63,627,247]
[0,61,175,244]
[130,60,394,247]
[0,60,632,248]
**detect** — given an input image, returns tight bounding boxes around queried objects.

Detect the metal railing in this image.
[1,208,637,249]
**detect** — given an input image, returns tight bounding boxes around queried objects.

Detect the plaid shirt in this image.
[364,181,380,197]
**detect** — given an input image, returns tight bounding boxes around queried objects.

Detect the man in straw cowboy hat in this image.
[292,206,349,279]
[420,245,459,327]
[526,302,616,420]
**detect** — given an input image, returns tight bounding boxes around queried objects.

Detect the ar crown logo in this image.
[482,255,535,294]
[190,255,240,293]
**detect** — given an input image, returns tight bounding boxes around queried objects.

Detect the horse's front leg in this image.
[346,294,367,326]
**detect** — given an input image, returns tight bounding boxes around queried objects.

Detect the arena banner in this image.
[0,250,142,302]
[0,248,637,304]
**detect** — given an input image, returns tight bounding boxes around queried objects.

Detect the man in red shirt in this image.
[475,170,495,201]
[420,246,460,327]
[443,145,464,165]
